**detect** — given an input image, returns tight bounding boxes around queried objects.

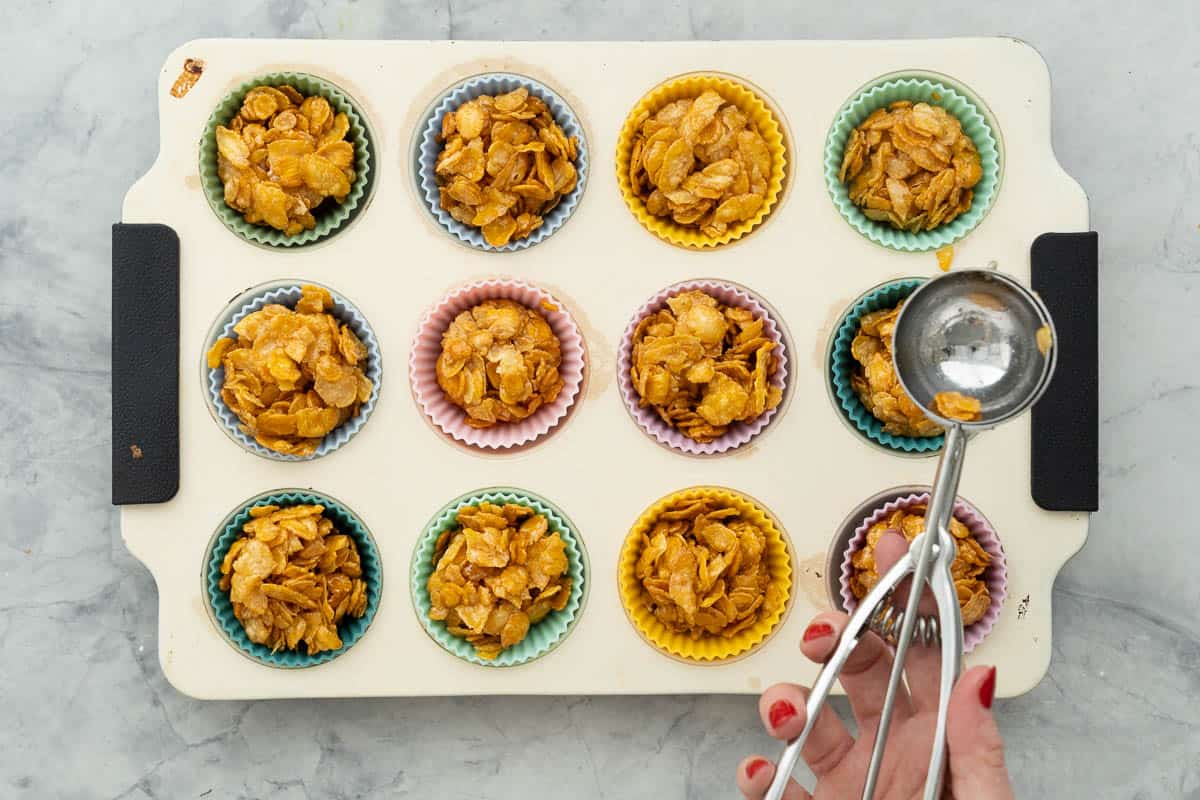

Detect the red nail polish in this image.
[979,666,997,709]
[803,622,834,642]
[746,758,770,780]
[768,699,797,729]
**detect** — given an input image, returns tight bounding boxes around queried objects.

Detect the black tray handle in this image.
[111,223,180,505]
[1030,231,1099,512]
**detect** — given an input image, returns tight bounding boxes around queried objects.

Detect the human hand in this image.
[736,530,1014,800]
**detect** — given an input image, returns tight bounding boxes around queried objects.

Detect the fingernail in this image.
[746,758,770,779]
[979,666,997,709]
[803,622,834,642]
[768,699,796,729]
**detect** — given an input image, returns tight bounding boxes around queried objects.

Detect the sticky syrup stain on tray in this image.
[815,294,853,369]
[170,58,205,98]
[795,552,832,610]
[536,278,614,396]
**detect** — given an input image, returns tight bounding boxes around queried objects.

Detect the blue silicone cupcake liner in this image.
[411,488,588,667]
[203,489,383,669]
[203,280,382,461]
[829,278,944,454]
[824,74,1001,252]
[199,72,374,248]
[414,72,589,252]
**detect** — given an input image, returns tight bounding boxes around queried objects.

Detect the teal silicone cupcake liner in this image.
[829,278,945,454]
[203,490,383,669]
[202,280,382,461]
[415,72,589,252]
[824,74,1001,252]
[200,71,374,247]
[411,488,588,667]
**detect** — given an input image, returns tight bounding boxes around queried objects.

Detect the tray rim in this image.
[119,36,1091,701]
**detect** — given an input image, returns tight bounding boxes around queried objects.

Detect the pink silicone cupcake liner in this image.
[839,492,1007,653]
[617,279,790,455]
[410,279,586,450]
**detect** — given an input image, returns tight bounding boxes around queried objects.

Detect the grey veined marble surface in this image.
[3,1,1199,798]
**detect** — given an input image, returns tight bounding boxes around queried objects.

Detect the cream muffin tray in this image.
[111,38,1098,699]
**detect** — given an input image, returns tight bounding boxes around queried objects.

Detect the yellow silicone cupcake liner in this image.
[615,73,788,249]
[618,486,794,663]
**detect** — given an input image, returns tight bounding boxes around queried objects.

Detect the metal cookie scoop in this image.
[766,268,1055,800]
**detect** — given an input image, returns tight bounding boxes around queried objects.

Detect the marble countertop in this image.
[3,2,1197,798]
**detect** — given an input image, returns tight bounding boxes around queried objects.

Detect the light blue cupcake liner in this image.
[414,73,589,252]
[199,71,375,248]
[824,75,1001,252]
[829,278,944,454]
[203,280,382,461]
[411,488,588,667]
[204,489,383,669]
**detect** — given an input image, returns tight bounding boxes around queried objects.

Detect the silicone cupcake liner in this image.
[618,486,793,663]
[824,74,1001,252]
[618,280,789,455]
[829,278,944,454]
[204,280,382,461]
[410,279,585,450]
[410,488,588,667]
[415,73,589,252]
[838,492,1006,653]
[204,490,383,668]
[615,72,787,249]
[200,71,374,247]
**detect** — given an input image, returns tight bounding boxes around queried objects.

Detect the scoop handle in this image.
[763,550,916,800]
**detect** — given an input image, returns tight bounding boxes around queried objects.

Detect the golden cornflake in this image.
[436,299,565,429]
[849,504,992,626]
[214,84,357,236]
[933,391,982,422]
[1036,324,1053,357]
[170,58,204,99]
[936,245,954,272]
[207,285,374,457]
[427,502,573,659]
[838,101,983,232]
[630,290,782,443]
[434,88,580,247]
[635,496,782,640]
[219,503,370,654]
[849,301,941,438]
[628,90,772,237]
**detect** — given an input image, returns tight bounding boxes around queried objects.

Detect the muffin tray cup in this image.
[112,39,1097,700]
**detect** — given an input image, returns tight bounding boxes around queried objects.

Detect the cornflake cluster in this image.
[628,90,772,237]
[207,285,373,457]
[838,101,983,232]
[215,84,357,236]
[849,504,992,626]
[427,503,572,659]
[850,302,941,438]
[933,391,982,422]
[220,504,369,654]
[636,496,782,639]
[436,300,564,429]
[435,88,580,247]
[631,290,782,443]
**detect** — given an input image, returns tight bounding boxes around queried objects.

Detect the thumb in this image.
[945,666,1014,800]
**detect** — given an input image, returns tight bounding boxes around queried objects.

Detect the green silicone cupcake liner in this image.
[824,74,1001,252]
[203,490,383,668]
[199,72,375,247]
[829,278,945,454]
[411,488,588,668]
